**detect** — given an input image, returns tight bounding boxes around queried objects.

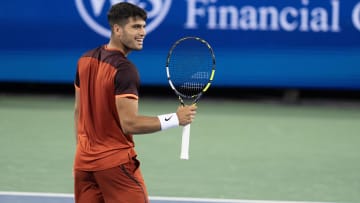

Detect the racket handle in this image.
[180,124,191,160]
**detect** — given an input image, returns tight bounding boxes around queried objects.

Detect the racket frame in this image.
[165,36,216,105]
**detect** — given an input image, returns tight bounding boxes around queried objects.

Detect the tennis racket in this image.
[165,36,216,160]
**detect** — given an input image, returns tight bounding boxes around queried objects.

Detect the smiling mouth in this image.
[136,38,144,45]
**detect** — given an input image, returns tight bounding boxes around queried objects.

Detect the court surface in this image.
[0,95,359,203]
[0,191,334,203]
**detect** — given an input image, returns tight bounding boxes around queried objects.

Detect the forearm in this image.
[121,115,161,135]
[116,97,180,135]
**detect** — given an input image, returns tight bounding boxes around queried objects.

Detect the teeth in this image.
[136,38,143,46]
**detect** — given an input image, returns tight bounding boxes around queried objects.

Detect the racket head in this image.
[166,36,216,105]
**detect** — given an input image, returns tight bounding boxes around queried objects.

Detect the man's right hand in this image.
[176,105,197,126]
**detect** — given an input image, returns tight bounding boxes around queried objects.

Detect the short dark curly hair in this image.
[107,2,147,27]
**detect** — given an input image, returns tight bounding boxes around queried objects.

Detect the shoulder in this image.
[103,49,135,71]
[81,46,103,58]
[116,60,137,71]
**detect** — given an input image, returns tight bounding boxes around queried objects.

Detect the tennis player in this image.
[73,2,197,203]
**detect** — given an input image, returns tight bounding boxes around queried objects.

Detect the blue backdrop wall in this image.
[1,0,360,89]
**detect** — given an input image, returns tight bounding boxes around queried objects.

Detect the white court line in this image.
[0,191,334,203]
[0,191,73,198]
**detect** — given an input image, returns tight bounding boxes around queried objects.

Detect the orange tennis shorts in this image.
[74,157,148,203]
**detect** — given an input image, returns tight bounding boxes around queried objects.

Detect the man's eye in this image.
[133,25,145,29]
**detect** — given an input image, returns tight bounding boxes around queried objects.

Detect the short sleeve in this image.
[114,63,140,99]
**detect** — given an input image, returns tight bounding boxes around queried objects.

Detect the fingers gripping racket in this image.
[166,36,216,160]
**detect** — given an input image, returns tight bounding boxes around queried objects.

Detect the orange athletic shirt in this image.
[74,45,140,171]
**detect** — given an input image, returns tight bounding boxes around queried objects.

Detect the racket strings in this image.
[168,39,213,98]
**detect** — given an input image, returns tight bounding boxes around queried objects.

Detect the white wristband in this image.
[157,113,179,130]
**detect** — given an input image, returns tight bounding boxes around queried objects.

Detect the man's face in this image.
[119,17,146,51]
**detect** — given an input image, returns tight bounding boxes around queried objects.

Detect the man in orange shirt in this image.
[73,2,197,203]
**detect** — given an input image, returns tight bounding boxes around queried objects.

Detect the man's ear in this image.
[113,24,123,36]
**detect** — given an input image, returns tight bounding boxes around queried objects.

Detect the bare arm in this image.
[116,97,160,134]
[74,87,80,144]
[116,97,197,135]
